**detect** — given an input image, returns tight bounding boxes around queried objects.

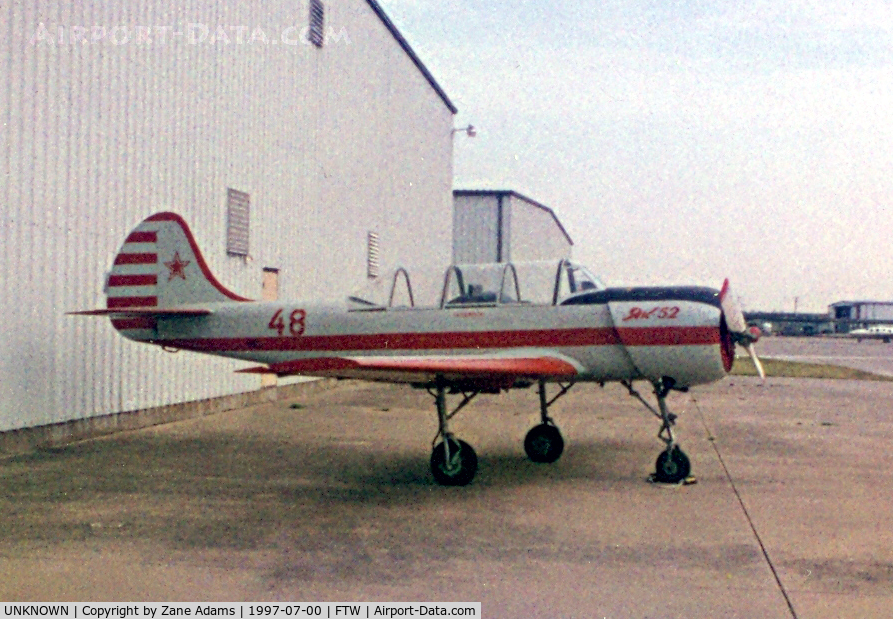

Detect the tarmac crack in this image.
[692,395,800,619]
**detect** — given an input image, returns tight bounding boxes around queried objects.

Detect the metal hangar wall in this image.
[0,0,456,433]
[452,190,573,264]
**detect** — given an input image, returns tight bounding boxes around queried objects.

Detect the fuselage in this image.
[128,285,730,389]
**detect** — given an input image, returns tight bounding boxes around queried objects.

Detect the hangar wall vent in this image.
[367,231,381,279]
[226,188,251,257]
[309,0,325,48]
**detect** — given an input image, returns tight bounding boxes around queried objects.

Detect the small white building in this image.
[1,0,456,437]
[452,190,573,264]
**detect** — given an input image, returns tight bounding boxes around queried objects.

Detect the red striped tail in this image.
[106,212,250,334]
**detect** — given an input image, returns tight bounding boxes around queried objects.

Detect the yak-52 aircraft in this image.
[73,212,764,486]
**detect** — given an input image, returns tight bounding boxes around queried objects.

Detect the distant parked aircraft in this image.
[844,326,893,343]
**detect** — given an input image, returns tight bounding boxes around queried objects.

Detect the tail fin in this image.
[106,212,251,311]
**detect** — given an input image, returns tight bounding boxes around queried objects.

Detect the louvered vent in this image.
[309,0,324,48]
[226,188,250,256]
[367,231,380,279]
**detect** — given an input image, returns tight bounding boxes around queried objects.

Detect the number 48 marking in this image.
[268,309,306,336]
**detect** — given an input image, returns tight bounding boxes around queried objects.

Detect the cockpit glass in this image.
[349,260,605,311]
[568,263,603,293]
[556,262,604,302]
[442,264,502,306]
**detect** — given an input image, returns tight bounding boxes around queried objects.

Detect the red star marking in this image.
[164,252,191,281]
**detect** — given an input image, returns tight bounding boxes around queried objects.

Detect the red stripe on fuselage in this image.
[158,326,719,354]
[615,326,720,346]
[108,274,158,287]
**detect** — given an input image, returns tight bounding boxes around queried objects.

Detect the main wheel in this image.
[524,423,565,463]
[654,447,691,484]
[430,438,478,486]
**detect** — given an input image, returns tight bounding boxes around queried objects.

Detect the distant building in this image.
[744,312,833,336]
[829,301,893,332]
[452,190,573,264]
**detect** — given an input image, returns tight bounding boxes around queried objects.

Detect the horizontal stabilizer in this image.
[69,307,213,317]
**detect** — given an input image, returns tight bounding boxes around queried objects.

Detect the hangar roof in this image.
[366,0,457,114]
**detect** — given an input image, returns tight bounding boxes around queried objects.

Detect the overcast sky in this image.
[378,0,893,312]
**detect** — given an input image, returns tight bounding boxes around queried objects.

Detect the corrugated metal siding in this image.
[508,196,573,262]
[453,191,572,264]
[452,194,499,263]
[858,303,893,321]
[1,0,454,431]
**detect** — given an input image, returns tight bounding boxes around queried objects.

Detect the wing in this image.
[237,351,583,390]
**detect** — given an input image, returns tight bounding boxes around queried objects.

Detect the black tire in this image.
[654,447,691,484]
[430,438,478,486]
[524,423,565,464]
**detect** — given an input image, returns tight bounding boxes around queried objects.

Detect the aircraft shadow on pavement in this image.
[0,432,651,555]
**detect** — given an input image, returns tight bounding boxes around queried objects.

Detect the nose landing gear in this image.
[624,377,692,484]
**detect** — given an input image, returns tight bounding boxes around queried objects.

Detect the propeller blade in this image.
[720,278,765,379]
[746,343,766,380]
[719,279,747,333]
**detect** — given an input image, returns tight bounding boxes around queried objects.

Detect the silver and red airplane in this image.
[74,212,763,486]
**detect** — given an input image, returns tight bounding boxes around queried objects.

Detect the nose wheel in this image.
[654,445,691,484]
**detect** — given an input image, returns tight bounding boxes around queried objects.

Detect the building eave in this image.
[829,300,893,307]
[365,0,458,115]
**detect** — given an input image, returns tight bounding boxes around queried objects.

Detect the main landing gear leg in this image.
[428,381,478,486]
[523,380,572,464]
[623,378,692,484]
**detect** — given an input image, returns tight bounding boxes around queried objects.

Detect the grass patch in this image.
[731,357,893,381]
